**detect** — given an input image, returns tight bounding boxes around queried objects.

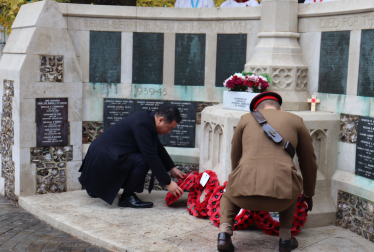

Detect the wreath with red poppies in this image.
[207,182,308,236]
[165,171,199,206]
[187,170,219,218]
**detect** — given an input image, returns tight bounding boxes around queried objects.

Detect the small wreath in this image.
[206,182,308,236]
[207,182,254,230]
[187,170,219,218]
[165,171,199,206]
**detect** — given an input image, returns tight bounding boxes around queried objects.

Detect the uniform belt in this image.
[251,111,296,159]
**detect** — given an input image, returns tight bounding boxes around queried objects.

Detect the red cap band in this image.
[253,95,279,110]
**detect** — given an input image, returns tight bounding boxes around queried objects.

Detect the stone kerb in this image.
[0,0,82,203]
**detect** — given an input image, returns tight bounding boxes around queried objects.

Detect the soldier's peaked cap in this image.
[250,91,282,112]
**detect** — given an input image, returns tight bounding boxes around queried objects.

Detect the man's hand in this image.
[166,181,184,198]
[170,167,186,180]
[301,194,313,212]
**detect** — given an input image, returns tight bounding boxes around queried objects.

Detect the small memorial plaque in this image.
[89,31,121,83]
[216,34,247,87]
[36,98,68,147]
[103,99,135,131]
[175,34,205,86]
[318,31,350,95]
[358,30,374,97]
[356,116,374,180]
[133,33,164,84]
[165,101,196,147]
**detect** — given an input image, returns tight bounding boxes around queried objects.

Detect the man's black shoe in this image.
[217,232,234,252]
[86,189,98,198]
[118,193,153,208]
[279,237,298,252]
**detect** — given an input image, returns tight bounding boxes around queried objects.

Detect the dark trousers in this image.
[122,153,150,194]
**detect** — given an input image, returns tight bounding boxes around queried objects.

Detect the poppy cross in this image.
[307,95,320,112]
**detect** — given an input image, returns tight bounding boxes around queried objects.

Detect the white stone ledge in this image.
[299,0,374,18]
[258,32,300,38]
[58,3,261,21]
[332,169,374,204]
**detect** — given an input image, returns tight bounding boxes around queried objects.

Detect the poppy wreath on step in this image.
[207,181,254,230]
[253,194,308,236]
[187,170,219,218]
[165,171,199,206]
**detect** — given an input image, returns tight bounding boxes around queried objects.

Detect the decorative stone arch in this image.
[310,129,328,176]
[212,124,224,169]
[202,122,213,165]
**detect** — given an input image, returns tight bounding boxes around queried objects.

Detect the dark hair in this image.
[155,104,182,124]
[256,99,281,110]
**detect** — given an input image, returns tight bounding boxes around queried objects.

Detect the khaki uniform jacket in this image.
[227,109,317,200]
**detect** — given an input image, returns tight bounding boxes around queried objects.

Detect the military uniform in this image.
[220,101,318,240]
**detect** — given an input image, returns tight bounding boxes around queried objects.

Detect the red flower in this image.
[165,171,199,206]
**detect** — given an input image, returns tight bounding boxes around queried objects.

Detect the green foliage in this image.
[242,71,253,76]
[260,73,272,84]
[0,0,68,34]
[136,0,225,7]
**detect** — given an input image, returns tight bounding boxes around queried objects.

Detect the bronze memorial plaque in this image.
[356,116,374,180]
[132,33,164,84]
[36,98,68,147]
[175,34,205,86]
[358,29,374,97]
[318,31,350,94]
[89,31,121,83]
[216,34,247,87]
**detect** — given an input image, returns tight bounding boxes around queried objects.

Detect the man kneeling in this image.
[217,92,317,252]
[78,104,185,208]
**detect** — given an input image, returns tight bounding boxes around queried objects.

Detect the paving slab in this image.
[19,190,374,252]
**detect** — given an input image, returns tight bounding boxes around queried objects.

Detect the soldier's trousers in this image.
[219,192,298,240]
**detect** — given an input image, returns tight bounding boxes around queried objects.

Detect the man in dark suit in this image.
[78,104,186,208]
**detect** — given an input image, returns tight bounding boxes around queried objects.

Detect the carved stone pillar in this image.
[245,0,310,111]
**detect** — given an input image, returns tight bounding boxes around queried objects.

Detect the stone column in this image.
[245,0,309,111]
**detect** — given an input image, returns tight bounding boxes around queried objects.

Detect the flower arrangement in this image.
[223,71,272,93]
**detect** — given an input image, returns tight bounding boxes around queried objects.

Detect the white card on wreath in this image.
[200,172,210,187]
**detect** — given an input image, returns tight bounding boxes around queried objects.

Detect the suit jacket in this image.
[226,109,317,200]
[78,110,174,205]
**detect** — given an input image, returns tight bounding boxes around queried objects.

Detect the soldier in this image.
[217,92,317,252]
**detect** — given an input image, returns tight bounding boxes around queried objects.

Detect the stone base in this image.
[276,90,311,111]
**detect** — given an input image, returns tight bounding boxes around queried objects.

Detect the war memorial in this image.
[1,0,374,251]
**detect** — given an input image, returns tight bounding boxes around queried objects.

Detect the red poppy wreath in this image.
[207,182,254,230]
[207,182,308,236]
[165,171,199,206]
[187,170,219,218]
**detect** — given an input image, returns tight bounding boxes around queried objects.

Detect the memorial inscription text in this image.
[318,31,350,94]
[358,29,374,97]
[36,98,68,147]
[356,116,374,180]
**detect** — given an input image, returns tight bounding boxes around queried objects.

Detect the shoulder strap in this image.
[251,110,296,159]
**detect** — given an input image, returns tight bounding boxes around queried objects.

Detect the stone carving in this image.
[31,146,72,194]
[40,55,64,83]
[213,125,224,169]
[296,69,308,89]
[310,129,327,175]
[272,68,293,89]
[340,114,359,144]
[203,122,213,163]
[82,122,103,143]
[337,190,374,242]
[1,80,17,205]
[250,67,267,76]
